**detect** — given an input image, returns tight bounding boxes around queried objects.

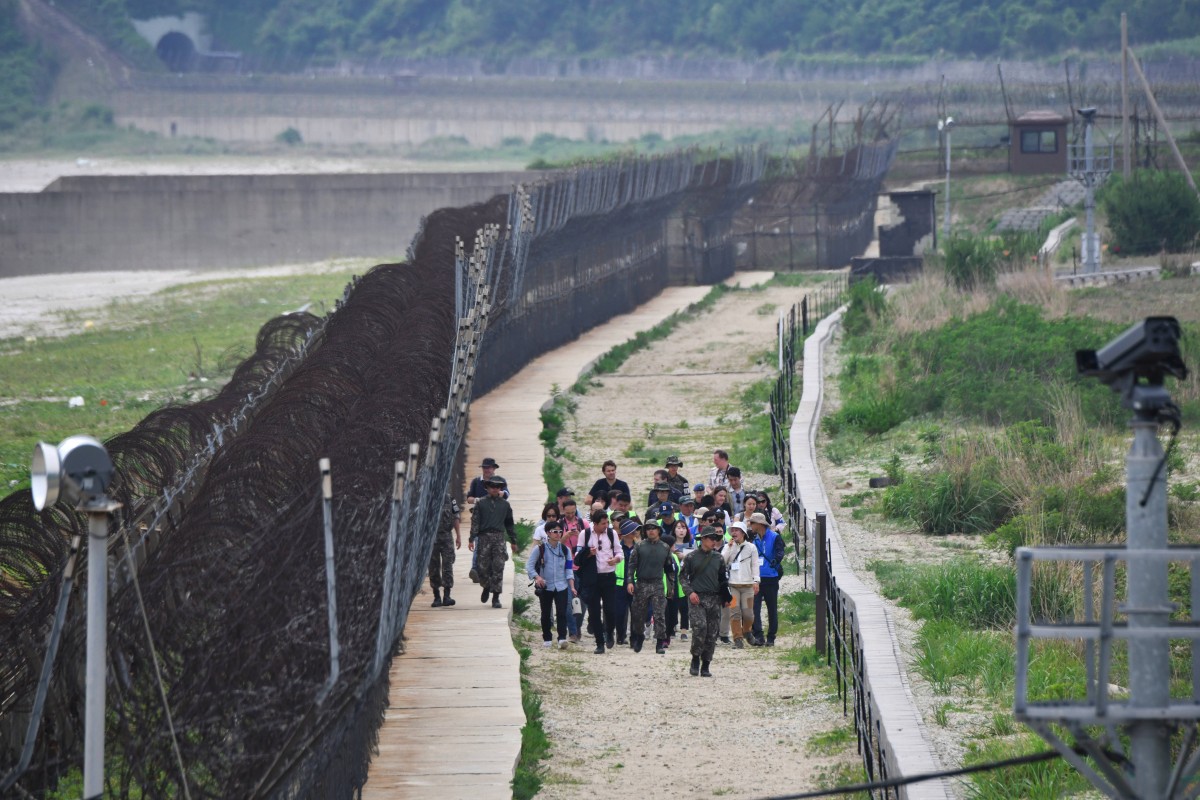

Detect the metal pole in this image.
[1122,14,1131,179]
[318,458,340,704]
[815,512,827,657]
[1128,47,1200,201]
[1081,110,1099,275]
[1126,415,1171,799]
[84,509,110,799]
[943,125,952,241]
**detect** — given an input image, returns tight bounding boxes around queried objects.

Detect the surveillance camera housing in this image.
[30,435,114,511]
[1077,317,1187,410]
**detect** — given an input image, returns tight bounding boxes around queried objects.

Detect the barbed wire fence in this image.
[0,136,892,798]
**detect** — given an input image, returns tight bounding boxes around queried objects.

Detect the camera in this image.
[1077,316,1187,411]
[31,435,115,511]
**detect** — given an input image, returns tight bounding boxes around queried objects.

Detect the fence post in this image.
[801,296,809,338]
[317,458,340,704]
[815,511,827,656]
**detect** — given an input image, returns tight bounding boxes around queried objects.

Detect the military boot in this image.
[431,589,443,608]
[442,589,455,606]
[655,639,666,655]
[689,656,700,676]
[700,661,713,677]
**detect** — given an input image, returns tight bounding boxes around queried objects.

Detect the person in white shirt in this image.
[721,522,760,648]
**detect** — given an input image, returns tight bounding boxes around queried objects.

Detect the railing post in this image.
[815,511,828,657]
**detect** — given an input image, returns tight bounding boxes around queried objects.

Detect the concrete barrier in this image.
[0,171,531,278]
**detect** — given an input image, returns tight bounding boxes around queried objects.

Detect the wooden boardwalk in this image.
[363,274,771,798]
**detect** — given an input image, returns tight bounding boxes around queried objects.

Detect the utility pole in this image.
[1122,14,1131,178]
[938,116,955,241]
[1069,108,1111,274]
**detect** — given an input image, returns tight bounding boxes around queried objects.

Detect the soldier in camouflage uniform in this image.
[471,475,518,608]
[680,526,729,677]
[626,518,672,654]
[429,493,461,607]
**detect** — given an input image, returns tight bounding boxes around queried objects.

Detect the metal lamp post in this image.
[32,436,119,799]
[938,116,955,242]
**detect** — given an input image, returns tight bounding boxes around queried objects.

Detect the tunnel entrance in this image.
[156,31,196,72]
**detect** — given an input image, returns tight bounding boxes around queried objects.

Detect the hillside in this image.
[60,0,1200,67]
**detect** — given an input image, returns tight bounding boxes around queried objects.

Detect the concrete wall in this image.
[130,13,211,52]
[0,172,530,278]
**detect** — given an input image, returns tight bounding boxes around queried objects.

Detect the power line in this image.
[753,749,1064,800]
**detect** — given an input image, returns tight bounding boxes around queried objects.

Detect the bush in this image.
[276,126,303,145]
[881,464,1013,535]
[939,233,1002,291]
[841,276,887,337]
[1100,170,1200,254]
[874,558,1017,628]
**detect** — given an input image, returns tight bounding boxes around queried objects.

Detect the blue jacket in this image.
[755,529,785,579]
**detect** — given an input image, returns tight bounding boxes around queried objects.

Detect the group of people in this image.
[428,450,789,677]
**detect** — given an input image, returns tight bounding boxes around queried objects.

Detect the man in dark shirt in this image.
[681,526,728,677]
[645,482,677,524]
[585,459,631,508]
[664,455,689,500]
[471,475,517,608]
[467,457,505,505]
[627,518,673,654]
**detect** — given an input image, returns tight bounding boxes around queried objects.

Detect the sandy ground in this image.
[516,284,863,799]
[0,259,366,340]
[0,155,526,192]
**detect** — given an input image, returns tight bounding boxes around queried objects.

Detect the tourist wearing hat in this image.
[467,457,505,505]
[627,518,673,654]
[750,511,785,647]
[526,519,575,649]
[680,526,729,677]
[471,475,518,608]
[585,459,631,509]
[692,483,706,507]
[664,455,689,501]
[721,521,760,648]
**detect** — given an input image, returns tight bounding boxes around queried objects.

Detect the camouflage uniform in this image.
[476,530,510,594]
[428,495,460,591]
[665,472,690,501]
[631,581,667,642]
[689,593,723,662]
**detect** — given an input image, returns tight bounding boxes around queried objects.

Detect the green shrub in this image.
[276,126,303,145]
[842,276,887,337]
[939,233,1002,291]
[1100,170,1200,254]
[965,732,1091,798]
[873,558,1017,628]
[880,464,1013,535]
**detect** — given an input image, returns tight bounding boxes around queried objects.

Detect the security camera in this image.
[31,435,115,511]
[1077,317,1187,411]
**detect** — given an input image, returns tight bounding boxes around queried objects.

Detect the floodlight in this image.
[31,436,114,511]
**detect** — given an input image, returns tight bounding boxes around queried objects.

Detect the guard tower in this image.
[1010,110,1069,175]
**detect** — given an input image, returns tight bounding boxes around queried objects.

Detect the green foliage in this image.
[841,276,887,337]
[987,476,1125,552]
[512,643,550,799]
[938,233,1001,291]
[898,298,1122,426]
[0,0,58,131]
[275,126,303,145]
[68,0,1200,68]
[879,462,1013,536]
[965,733,1091,799]
[53,0,158,69]
[1100,170,1200,255]
[872,558,1017,629]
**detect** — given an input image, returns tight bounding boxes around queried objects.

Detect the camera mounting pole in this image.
[1015,318,1191,799]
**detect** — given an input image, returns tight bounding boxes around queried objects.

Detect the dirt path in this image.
[518,280,863,799]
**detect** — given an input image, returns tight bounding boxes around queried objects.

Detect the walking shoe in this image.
[681,632,688,641]
[558,639,568,650]
[700,661,713,677]
[719,636,732,646]
[655,640,666,655]
[594,643,606,654]
[606,634,615,649]
[469,568,479,583]
[751,636,765,647]
[481,587,490,603]
[431,590,442,608]
[569,634,581,643]
[616,636,627,646]
[442,590,455,607]
[492,594,502,609]
[734,638,744,649]
[542,640,553,648]
[632,637,643,654]
[690,657,701,676]
[766,639,776,647]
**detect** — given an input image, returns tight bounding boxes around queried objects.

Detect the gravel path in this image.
[517,282,864,799]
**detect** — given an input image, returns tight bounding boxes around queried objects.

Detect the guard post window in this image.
[1020,130,1058,154]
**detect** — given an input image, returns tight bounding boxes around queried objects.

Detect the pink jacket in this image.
[583,524,623,574]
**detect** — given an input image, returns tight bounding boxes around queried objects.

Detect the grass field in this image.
[0,262,368,494]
